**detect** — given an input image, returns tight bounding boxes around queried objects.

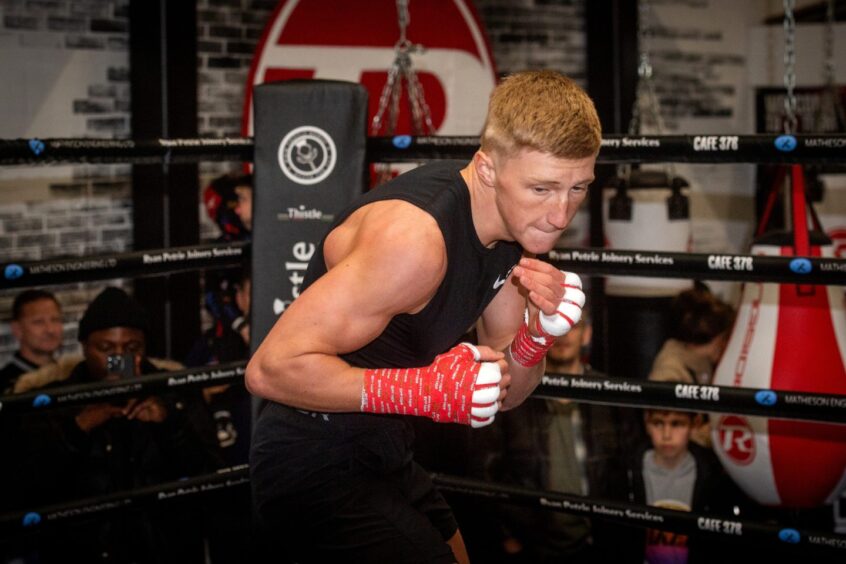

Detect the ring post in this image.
[251,80,368,351]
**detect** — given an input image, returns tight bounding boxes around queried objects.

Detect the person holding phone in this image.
[11,287,222,563]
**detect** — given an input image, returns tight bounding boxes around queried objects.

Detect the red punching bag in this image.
[712,165,846,507]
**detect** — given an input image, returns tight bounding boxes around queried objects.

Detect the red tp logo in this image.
[243,0,497,137]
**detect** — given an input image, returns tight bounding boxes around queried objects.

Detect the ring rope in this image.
[1,134,845,165]
[0,361,245,416]
[1,243,841,291]
[536,372,846,425]
[4,362,845,426]
[4,465,842,555]
[430,473,846,554]
[0,465,249,537]
[550,248,846,285]
[0,241,248,290]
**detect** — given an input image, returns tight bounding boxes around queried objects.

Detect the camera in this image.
[106,352,136,380]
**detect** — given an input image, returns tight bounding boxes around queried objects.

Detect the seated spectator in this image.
[621,408,742,564]
[649,283,735,386]
[0,289,63,393]
[13,287,222,563]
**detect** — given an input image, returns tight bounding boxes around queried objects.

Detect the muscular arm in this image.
[245,201,447,412]
[477,256,578,410]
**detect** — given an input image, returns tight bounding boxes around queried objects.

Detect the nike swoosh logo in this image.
[493,265,517,290]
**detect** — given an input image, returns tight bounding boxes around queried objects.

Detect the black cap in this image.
[77,287,149,342]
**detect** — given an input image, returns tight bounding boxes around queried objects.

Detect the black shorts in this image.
[251,402,459,563]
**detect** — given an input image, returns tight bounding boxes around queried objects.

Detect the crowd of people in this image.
[0,173,255,564]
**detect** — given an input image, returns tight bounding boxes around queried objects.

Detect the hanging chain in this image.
[625,0,672,178]
[370,0,435,137]
[783,0,798,134]
[628,0,667,137]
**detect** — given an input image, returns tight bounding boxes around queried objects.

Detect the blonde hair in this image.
[481,70,601,159]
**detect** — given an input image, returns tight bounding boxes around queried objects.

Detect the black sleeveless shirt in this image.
[303,160,523,369]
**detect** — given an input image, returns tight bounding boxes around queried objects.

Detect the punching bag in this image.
[603,170,693,380]
[712,165,846,507]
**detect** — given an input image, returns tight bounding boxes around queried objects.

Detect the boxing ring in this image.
[1,85,846,557]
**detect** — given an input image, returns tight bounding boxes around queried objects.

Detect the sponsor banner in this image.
[0,363,245,416]
[534,373,846,425]
[0,134,843,165]
[432,474,846,552]
[0,466,250,532]
[0,138,253,165]
[0,242,246,289]
[549,247,846,285]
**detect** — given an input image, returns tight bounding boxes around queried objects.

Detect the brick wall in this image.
[0,0,132,362]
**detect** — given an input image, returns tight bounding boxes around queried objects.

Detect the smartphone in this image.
[106,352,136,380]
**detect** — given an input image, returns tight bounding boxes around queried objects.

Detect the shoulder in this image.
[13,355,83,393]
[329,199,447,296]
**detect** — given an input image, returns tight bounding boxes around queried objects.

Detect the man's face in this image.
[235,185,253,231]
[645,411,693,466]
[83,327,145,381]
[492,149,595,254]
[12,298,63,358]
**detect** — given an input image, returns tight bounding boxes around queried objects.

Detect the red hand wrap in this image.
[362,344,487,425]
[509,315,555,367]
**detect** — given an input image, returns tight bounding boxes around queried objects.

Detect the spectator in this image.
[649,283,735,448]
[13,287,222,563]
[621,408,742,564]
[202,173,253,362]
[649,283,735,386]
[0,289,63,393]
[185,268,253,564]
[185,267,252,465]
[484,312,641,563]
[234,179,252,233]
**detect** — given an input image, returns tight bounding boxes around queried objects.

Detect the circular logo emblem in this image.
[754,390,777,406]
[716,415,756,466]
[774,134,797,152]
[789,257,812,274]
[277,125,337,186]
[4,264,23,280]
[32,394,52,408]
[22,512,42,527]
[778,528,801,544]
[392,135,412,149]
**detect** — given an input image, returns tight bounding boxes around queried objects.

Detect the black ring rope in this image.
[536,373,846,425]
[0,137,254,165]
[431,474,846,554]
[1,242,842,290]
[0,465,249,537]
[550,248,846,285]
[4,362,846,427]
[3,465,843,554]
[0,241,248,290]
[0,361,245,416]
[2,134,845,165]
